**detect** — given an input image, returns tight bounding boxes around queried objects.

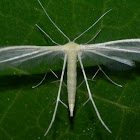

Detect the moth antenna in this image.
[98,65,122,87]
[78,53,112,133]
[84,29,101,44]
[35,24,60,46]
[73,9,112,42]
[37,0,71,42]
[44,54,67,136]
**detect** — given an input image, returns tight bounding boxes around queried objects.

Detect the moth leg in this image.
[52,98,68,109]
[44,54,67,136]
[63,82,67,87]
[32,68,58,88]
[32,71,47,88]
[59,100,68,108]
[92,68,100,80]
[78,54,112,133]
[51,80,67,87]
[49,68,58,78]
[83,98,90,106]
[98,65,122,87]
[77,80,85,89]
[77,79,95,89]
[84,29,101,45]
[51,80,60,83]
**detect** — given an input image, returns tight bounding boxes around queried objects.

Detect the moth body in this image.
[1,0,140,136]
[64,42,80,116]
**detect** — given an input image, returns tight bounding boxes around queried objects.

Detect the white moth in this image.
[0,0,140,136]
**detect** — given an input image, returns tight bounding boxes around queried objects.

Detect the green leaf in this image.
[0,0,140,140]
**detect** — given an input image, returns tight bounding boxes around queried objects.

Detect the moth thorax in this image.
[64,42,80,54]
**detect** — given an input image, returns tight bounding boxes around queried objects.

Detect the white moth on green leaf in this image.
[0,0,140,136]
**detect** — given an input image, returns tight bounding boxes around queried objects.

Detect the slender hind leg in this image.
[44,54,67,136]
[32,68,58,88]
[98,65,122,87]
[78,54,111,133]
[77,63,122,90]
[92,65,122,87]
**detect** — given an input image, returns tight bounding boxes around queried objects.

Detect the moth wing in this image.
[0,46,64,73]
[81,39,140,70]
